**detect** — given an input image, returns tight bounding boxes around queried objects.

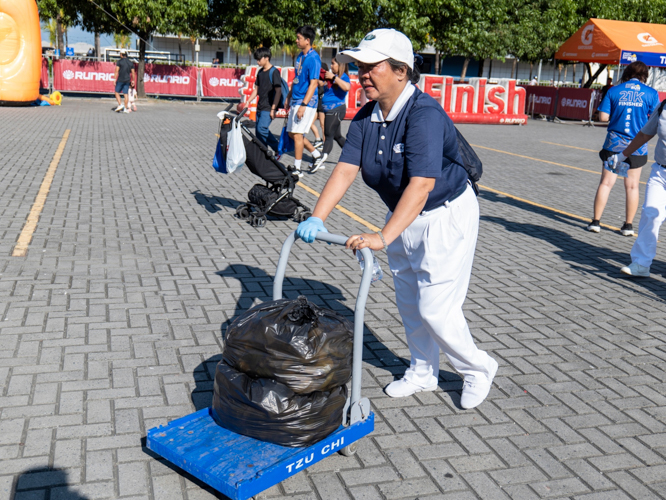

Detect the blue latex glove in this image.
[297,217,327,243]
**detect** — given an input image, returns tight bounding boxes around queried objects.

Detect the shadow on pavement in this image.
[140,438,231,499]
[12,468,88,500]
[191,190,243,214]
[190,264,400,411]
[481,190,666,301]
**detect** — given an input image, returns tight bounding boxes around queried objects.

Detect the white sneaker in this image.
[114,105,124,112]
[460,357,498,409]
[123,108,131,114]
[384,378,437,398]
[620,262,650,277]
[295,167,303,178]
[310,153,327,173]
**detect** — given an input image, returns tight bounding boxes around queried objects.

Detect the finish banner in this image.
[201,67,245,97]
[142,64,197,96]
[240,67,528,124]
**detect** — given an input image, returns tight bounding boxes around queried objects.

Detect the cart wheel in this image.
[300,211,312,221]
[255,215,267,228]
[339,441,358,457]
[236,205,250,220]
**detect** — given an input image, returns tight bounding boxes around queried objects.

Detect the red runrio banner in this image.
[53,60,117,92]
[201,68,244,97]
[556,88,596,120]
[53,60,198,96]
[142,64,197,96]
[522,86,558,116]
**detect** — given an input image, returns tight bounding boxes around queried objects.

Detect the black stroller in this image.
[217,108,312,228]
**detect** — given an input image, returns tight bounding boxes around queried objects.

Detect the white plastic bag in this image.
[226,119,246,174]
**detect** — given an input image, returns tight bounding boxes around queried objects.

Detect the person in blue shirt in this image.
[587,62,659,236]
[310,57,352,172]
[285,26,323,177]
[296,29,498,410]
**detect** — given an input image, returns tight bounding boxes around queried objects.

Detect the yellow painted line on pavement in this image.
[541,141,597,152]
[471,144,601,175]
[12,130,71,257]
[472,144,646,185]
[479,184,634,234]
[541,141,654,162]
[297,182,381,232]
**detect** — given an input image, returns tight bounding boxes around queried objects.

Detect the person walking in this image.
[295,29,498,409]
[309,62,328,151]
[285,26,323,177]
[615,100,666,277]
[239,47,282,151]
[587,62,659,235]
[113,49,135,113]
[310,56,351,173]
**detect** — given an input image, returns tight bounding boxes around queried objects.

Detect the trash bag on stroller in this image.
[217,109,311,228]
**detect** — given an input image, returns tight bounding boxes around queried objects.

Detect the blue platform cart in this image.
[146,231,375,500]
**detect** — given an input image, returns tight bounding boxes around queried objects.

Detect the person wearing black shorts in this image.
[113,49,135,113]
[587,62,659,235]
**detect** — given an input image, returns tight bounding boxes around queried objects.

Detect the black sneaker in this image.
[313,139,323,151]
[620,222,634,236]
[586,220,600,233]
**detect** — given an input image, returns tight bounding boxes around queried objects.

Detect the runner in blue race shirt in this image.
[310,57,352,173]
[587,61,660,236]
[285,26,322,177]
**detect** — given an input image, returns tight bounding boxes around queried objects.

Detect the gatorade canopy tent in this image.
[555,18,666,67]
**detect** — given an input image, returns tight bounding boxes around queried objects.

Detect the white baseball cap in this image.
[119,49,127,55]
[337,29,414,70]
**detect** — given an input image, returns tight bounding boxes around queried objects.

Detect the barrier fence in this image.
[41,58,532,124]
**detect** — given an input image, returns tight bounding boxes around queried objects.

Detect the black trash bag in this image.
[222,296,353,394]
[212,361,348,447]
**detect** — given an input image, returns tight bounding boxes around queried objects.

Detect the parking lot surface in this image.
[1,99,666,500]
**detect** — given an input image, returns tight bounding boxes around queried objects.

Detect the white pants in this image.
[387,185,496,388]
[286,105,317,134]
[631,163,666,267]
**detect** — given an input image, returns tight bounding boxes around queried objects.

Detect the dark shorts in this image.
[599,149,648,169]
[115,81,130,94]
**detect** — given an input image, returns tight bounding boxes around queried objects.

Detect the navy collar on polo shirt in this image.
[370,83,415,123]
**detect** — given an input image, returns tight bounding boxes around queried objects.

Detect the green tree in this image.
[105,0,208,97]
[37,0,77,57]
[206,0,321,51]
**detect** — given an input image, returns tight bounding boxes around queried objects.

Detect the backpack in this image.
[268,66,289,110]
[408,88,483,195]
[450,127,483,196]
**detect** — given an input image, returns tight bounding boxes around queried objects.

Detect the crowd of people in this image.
[240,26,351,177]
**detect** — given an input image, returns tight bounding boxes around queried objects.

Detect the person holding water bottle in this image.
[296,29,498,409]
[587,62,659,236]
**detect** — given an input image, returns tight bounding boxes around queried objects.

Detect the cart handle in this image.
[273,231,373,410]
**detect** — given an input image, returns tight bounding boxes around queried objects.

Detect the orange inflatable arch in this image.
[0,0,42,105]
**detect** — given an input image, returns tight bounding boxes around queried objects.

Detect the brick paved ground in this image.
[1,98,666,500]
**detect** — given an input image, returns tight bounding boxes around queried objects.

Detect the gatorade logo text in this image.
[581,25,594,46]
[637,32,662,47]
